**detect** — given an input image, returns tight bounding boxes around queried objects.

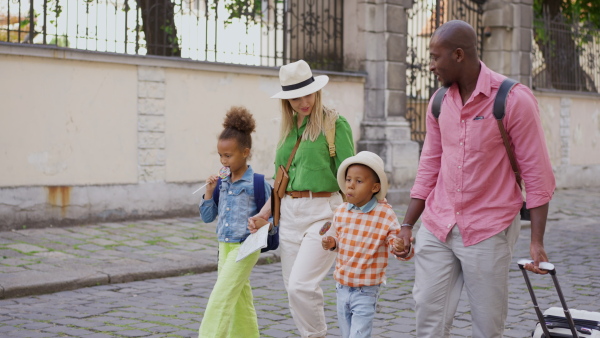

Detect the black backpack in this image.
[212,174,279,252]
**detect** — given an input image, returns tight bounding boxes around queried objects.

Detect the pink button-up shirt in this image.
[411,62,555,246]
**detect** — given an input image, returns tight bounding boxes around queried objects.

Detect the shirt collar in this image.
[472,61,492,99]
[347,196,378,213]
[222,165,254,183]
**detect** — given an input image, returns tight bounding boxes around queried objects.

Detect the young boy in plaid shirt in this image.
[322,151,414,338]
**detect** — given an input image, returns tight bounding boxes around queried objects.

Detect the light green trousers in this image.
[198,242,261,338]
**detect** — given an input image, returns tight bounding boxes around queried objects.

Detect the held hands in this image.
[391,227,414,258]
[203,175,220,200]
[322,236,336,251]
[248,216,271,234]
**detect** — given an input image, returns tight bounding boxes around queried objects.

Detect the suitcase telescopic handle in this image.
[517,259,580,338]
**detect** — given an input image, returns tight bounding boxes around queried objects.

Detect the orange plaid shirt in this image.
[332,200,403,287]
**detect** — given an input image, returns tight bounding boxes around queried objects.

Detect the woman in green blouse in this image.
[249,60,354,337]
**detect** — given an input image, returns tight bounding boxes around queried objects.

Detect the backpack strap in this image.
[252,173,266,214]
[493,78,518,120]
[213,174,266,213]
[494,78,522,188]
[431,86,449,119]
[325,126,336,157]
[212,178,222,207]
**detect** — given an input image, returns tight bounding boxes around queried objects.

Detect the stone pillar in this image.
[344,0,419,205]
[482,0,534,85]
[137,66,167,183]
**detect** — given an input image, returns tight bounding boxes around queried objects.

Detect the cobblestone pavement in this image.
[0,187,598,337]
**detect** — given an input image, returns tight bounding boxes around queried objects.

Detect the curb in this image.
[0,252,280,300]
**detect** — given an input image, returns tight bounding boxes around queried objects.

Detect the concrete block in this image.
[138,115,165,132]
[387,62,406,90]
[365,32,387,61]
[138,81,165,99]
[482,5,513,28]
[138,98,166,115]
[138,132,166,149]
[138,165,166,183]
[138,149,166,166]
[386,4,407,34]
[137,66,165,82]
[387,90,406,117]
[365,89,386,119]
[363,3,386,33]
[365,61,387,89]
[386,33,407,62]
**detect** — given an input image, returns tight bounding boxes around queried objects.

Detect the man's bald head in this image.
[431,20,478,60]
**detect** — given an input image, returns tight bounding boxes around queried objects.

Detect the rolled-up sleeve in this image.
[504,85,556,209]
[411,96,443,200]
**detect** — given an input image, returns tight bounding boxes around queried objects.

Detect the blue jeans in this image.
[336,283,380,338]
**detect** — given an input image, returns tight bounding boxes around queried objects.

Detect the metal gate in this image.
[406,0,485,146]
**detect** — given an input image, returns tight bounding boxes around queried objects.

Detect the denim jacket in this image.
[199,166,272,243]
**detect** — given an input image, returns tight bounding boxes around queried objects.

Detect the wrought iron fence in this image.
[405,0,484,146]
[0,0,343,71]
[532,13,600,94]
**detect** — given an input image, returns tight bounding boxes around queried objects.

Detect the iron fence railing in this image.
[0,0,343,71]
[405,0,484,146]
[532,14,600,94]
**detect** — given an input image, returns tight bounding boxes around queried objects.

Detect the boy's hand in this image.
[321,236,336,251]
[392,227,414,258]
[203,175,220,200]
[391,237,405,252]
[248,217,271,234]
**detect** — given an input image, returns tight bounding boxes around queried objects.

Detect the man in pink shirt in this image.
[394,20,556,337]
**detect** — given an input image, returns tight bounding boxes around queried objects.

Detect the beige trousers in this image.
[413,215,521,338]
[279,192,342,338]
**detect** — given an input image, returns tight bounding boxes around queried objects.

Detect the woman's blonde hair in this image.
[278,90,338,145]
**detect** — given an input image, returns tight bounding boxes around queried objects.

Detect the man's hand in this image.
[391,227,413,258]
[524,242,549,275]
[322,236,336,251]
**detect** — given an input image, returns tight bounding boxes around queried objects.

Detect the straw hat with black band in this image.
[271,60,329,99]
[337,151,389,202]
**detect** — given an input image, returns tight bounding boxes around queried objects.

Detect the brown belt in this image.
[286,191,332,199]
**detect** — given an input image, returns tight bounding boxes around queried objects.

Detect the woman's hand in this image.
[203,175,219,200]
[248,198,273,233]
[321,236,336,251]
[247,218,272,234]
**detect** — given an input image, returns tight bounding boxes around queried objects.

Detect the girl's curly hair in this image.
[219,106,256,150]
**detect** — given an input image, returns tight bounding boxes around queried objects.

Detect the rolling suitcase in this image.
[518,259,600,338]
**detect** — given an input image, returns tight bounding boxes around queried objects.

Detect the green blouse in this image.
[274,114,355,192]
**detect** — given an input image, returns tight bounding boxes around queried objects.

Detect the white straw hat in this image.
[271,60,329,99]
[337,151,388,201]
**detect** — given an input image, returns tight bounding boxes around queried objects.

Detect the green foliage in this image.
[218,0,263,26]
[534,0,600,29]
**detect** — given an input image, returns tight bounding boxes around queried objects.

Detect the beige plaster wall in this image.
[569,97,600,165]
[0,44,365,229]
[165,69,365,183]
[0,54,138,187]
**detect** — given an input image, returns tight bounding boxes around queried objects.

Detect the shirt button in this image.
[456,212,460,215]
[225,223,229,227]
[458,165,462,169]
[457,189,461,192]
[460,142,463,146]
[225,238,229,241]
[226,207,230,211]
[447,224,453,228]
[461,120,465,123]
[228,191,232,195]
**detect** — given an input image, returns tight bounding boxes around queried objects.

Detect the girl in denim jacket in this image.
[198,106,272,338]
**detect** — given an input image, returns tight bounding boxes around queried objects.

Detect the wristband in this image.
[401,223,414,227]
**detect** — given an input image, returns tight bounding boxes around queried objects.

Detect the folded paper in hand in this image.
[236,224,270,262]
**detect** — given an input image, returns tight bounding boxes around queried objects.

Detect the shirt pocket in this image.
[466,118,503,153]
